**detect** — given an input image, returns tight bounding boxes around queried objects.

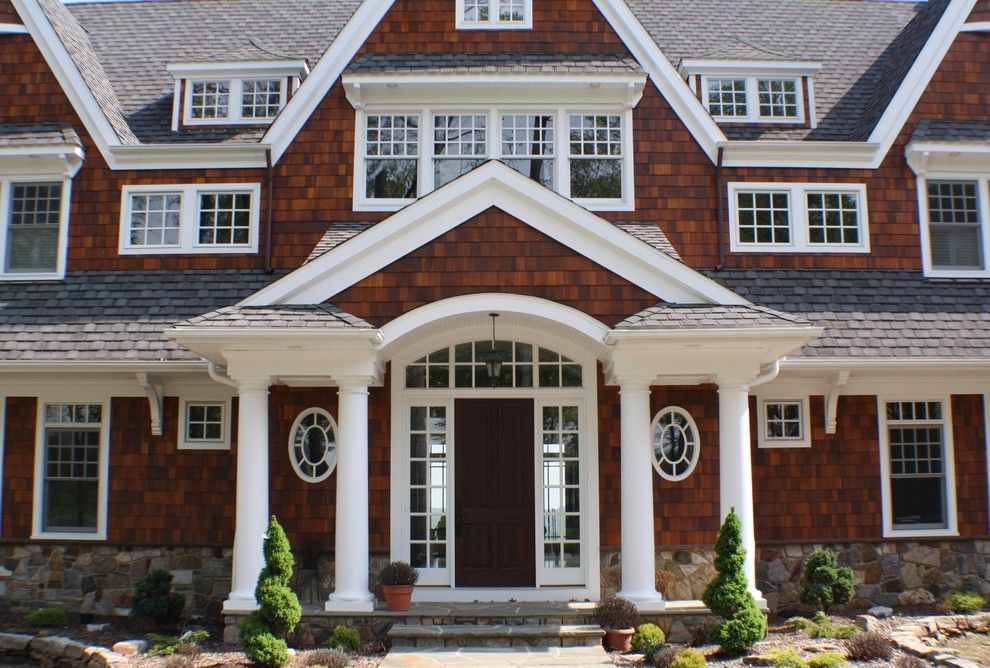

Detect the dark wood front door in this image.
[454,399,535,587]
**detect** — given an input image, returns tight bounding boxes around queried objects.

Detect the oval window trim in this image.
[651,406,700,482]
[288,408,338,483]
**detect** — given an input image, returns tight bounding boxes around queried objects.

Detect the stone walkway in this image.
[379,646,615,667]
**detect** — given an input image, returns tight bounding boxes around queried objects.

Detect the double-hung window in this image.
[457,0,532,28]
[702,76,804,123]
[501,114,554,189]
[119,184,260,255]
[434,114,488,188]
[568,114,623,201]
[0,179,69,279]
[729,183,869,253]
[922,179,989,276]
[365,114,420,200]
[184,78,286,125]
[880,399,957,536]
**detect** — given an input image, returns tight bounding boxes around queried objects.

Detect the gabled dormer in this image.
[167,60,308,131]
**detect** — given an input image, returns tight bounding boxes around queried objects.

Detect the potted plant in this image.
[378,561,419,611]
[593,595,640,652]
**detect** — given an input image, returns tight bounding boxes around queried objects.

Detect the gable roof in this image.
[345,52,644,76]
[0,122,80,148]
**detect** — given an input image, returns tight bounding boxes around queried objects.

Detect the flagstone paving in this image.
[380,646,615,667]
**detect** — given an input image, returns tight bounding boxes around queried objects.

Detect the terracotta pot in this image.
[381,584,415,611]
[603,628,635,652]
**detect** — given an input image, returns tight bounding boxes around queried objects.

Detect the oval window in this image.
[651,406,700,481]
[288,408,337,482]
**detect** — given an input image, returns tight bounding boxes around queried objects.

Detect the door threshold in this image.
[412,587,594,603]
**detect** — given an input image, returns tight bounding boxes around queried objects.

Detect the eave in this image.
[108,143,270,170]
[721,141,881,169]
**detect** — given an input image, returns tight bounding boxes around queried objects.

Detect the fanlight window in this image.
[288,408,338,482]
[405,341,582,389]
[651,406,700,481]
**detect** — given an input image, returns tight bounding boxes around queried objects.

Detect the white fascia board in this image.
[961,21,990,32]
[867,0,979,161]
[239,161,750,307]
[721,141,880,169]
[168,328,381,343]
[608,326,823,344]
[0,360,210,374]
[781,357,990,372]
[678,60,822,77]
[166,60,309,79]
[905,140,990,175]
[108,144,270,170]
[0,146,85,177]
[0,23,28,34]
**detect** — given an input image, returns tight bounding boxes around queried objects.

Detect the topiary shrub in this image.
[844,631,892,661]
[701,509,766,653]
[653,644,684,668]
[788,612,857,639]
[326,625,360,652]
[239,515,302,666]
[26,607,66,628]
[799,549,854,612]
[631,623,666,660]
[669,647,708,668]
[133,570,184,625]
[942,590,986,614]
[593,596,639,631]
[298,648,349,668]
[806,652,848,668]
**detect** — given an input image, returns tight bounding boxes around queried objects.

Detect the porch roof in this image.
[177,304,373,330]
[344,53,645,76]
[0,122,82,148]
[616,303,811,329]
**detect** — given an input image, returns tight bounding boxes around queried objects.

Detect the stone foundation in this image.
[0,632,128,668]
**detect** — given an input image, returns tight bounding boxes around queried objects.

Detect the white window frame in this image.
[354,106,634,212]
[288,407,338,483]
[700,75,805,124]
[728,182,870,253]
[178,396,232,450]
[456,0,533,29]
[877,396,958,538]
[916,174,990,278]
[756,397,811,449]
[0,176,72,281]
[182,78,287,126]
[118,183,261,255]
[650,405,701,482]
[32,397,110,541]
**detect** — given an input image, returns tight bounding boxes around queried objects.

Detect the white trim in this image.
[755,396,811,449]
[0,23,28,34]
[118,183,261,255]
[242,161,747,307]
[720,141,880,169]
[727,182,871,254]
[0,176,72,281]
[178,395,233,450]
[650,405,701,481]
[877,396,959,538]
[108,144,270,171]
[679,60,821,78]
[699,75,806,125]
[961,21,990,32]
[166,61,308,78]
[914,173,990,278]
[287,407,338,483]
[31,397,110,541]
[455,0,533,30]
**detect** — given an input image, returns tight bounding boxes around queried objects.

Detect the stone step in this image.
[387,623,605,649]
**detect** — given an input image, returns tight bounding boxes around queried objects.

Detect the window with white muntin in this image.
[879,399,957,537]
[457,0,532,28]
[920,178,990,277]
[178,397,231,450]
[0,178,70,280]
[184,78,286,125]
[357,108,631,210]
[119,184,260,255]
[757,398,810,448]
[728,183,870,253]
[702,76,804,123]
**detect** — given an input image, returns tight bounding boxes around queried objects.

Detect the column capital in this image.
[614,376,655,392]
[231,375,272,393]
[334,375,377,392]
[716,376,752,392]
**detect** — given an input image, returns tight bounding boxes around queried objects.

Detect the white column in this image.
[326,379,375,612]
[717,379,765,604]
[617,379,664,609]
[224,377,271,612]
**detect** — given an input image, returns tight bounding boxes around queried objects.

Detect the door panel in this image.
[455,399,535,587]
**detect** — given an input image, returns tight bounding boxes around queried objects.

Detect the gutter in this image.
[265,148,274,273]
[715,146,725,270]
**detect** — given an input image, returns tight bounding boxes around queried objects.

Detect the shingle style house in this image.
[0,0,989,621]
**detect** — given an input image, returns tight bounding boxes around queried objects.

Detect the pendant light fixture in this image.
[483,313,503,387]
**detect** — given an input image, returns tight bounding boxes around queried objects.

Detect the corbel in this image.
[825,370,850,435]
[136,373,163,436]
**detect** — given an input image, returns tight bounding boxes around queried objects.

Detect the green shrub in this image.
[133,570,184,624]
[631,623,666,659]
[378,561,419,586]
[844,631,892,661]
[701,509,766,653]
[767,648,808,668]
[799,549,854,612]
[806,652,849,668]
[688,617,720,646]
[298,648,349,667]
[593,596,639,631]
[653,645,684,668]
[669,648,708,668]
[326,625,361,652]
[240,616,290,668]
[942,590,986,614]
[26,607,66,627]
[147,630,209,657]
[788,612,857,639]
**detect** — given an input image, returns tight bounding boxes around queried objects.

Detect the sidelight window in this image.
[542,405,581,569]
[409,405,448,569]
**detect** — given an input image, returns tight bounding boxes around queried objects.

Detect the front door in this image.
[454,399,535,587]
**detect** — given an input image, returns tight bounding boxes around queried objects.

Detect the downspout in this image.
[715,145,726,271]
[749,359,781,388]
[264,148,274,273]
[207,361,239,389]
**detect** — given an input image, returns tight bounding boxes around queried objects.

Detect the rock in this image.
[768,560,791,583]
[63,640,87,660]
[86,623,110,632]
[868,605,893,618]
[0,632,33,651]
[803,642,842,652]
[223,622,240,645]
[856,614,882,633]
[111,639,148,656]
[903,545,941,568]
[742,656,774,666]
[899,589,936,606]
[170,569,193,586]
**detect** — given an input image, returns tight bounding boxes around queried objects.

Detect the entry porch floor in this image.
[380,646,616,667]
[298,600,709,619]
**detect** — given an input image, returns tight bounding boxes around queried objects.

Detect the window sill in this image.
[758,439,812,449]
[118,245,258,256]
[31,531,106,541]
[178,441,230,451]
[883,527,958,539]
[924,268,990,279]
[730,244,870,254]
[354,198,635,213]
[0,272,64,282]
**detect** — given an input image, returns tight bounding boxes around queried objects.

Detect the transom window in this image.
[183,77,286,126]
[651,406,700,481]
[405,341,582,389]
[700,75,805,123]
[356,107,631,210]
[40,403,104,535]
[729,183,869,253]
[119,184,260,255]
[409,405,448,569]
[289,408,338,483]
[542,405,581,569]
[926,180,986,272]
[458,0,532,28]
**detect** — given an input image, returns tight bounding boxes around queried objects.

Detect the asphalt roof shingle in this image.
[617,304,811,329]
[0,123,82,148]
[178,304,372,329]
[912,119,990,143]
[345,53,644,75]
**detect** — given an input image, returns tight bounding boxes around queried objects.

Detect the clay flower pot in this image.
[603,628,635,652]
[381,584,415,611]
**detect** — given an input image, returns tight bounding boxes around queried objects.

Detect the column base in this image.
[223,593,259,613]
[618,590,666,613]
[325,592,376,613]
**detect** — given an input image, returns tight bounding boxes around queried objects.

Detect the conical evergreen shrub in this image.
[701,508,767,653]
[239,516,302,666]
[799,548,854,612]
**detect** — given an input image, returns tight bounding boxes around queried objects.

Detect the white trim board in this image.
[239,161,749,307]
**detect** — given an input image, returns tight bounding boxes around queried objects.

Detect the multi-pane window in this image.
[406,342,582,389]
[807,192,860,245]
[764,401,802,440]
[41,403,102,534]
[459,0,530,26]
[241,79,283,120]
[127,193,181,247]
[499,0,525,21]
[736,191,791,244]
[5,182,62,273]
[365,115,419,199]
[758,79,799,118]
[885,401,949,530]
[185,402,224,442]
[542,405,581,569]
[434,115,487,188]
[189,81,229,119]
[651,406,700,481]
[706,79,747,117]
[501,114,554,189]
[289,408,337,482]
[197,192,252,245]
[927,181,985,270]
[569,114,623,200]
[409,405,448,569]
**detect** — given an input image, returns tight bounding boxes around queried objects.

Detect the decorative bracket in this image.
[825,370,850,435]
[136,373,163,436]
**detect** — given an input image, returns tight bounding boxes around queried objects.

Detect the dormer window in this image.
[457,0,532,29]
